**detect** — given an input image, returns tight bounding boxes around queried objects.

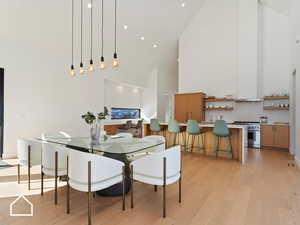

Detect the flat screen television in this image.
[111,108,141,120]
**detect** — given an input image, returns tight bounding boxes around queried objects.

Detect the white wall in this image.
[0,0,179,158]
[261,5,290,96]
[179,0,238,97]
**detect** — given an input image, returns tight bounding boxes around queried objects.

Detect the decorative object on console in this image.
[82,108,109,145]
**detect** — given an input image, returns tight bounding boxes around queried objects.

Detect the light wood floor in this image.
[1,149,300,225]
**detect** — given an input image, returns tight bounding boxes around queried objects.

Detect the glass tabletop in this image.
[37,136,164,155]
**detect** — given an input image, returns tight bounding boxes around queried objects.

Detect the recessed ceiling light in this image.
[140,36,145,41]
[181,2,186,7]
[88,3,92,8]
[153,44,158,48]
[123,25,128,30]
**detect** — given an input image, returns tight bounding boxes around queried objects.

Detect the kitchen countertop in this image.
[144,122,247,129]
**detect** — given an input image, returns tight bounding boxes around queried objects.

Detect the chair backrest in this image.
[68,149,124,184]
[136,120,143,128]
[168,119,180,133]
[150,119,160,132]
[142,135,165,152]
[187,120,200,134]
[17,139,42,166]
[131,145,181,180]
[117,132,134,138]
[213,120,229,137]
[41,132,69,170]
[125,121,133,129]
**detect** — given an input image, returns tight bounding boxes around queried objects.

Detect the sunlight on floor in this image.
[0,160,66,198]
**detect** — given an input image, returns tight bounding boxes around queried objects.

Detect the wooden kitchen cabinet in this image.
[261,125,289,149]
[175,93,205,123]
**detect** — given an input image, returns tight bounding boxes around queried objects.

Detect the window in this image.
[111,108,141,120]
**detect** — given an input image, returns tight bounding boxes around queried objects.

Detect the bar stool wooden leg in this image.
[154,185,157,192]
[186,134,190,152]
[228,136,233,159]
[173,133,177,146]
[216,137,220,157]
[191,135,196,152]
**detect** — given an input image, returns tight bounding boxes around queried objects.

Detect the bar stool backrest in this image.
[213,120,230,137]
[187,120,200,134]
[168,120,180,133]
[150,119,161,132]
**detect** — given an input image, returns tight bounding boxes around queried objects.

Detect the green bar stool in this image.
[213,120,233,159]
[150,118,167,138]
[186,120,205,152]
[150,119,161,135]
[167,119,185,148]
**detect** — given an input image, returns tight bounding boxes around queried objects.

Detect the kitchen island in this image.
[144,123,247,164]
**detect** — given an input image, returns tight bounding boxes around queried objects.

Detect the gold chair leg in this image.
[17,164,20,184]
[122,166,125,211]
[163,157,166,218]
[131,165,134,209]
[66,156,70,214]
[88,161,92,225]
[41,165,44,196]
[27,145,31,190]
[55,152,58,205]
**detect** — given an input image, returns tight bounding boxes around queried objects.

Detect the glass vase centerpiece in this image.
[82,107,109,145]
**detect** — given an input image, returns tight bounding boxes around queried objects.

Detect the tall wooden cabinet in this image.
[261,125,290,149]
[175,93,205,123]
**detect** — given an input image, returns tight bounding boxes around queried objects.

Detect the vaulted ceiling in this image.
[0,0,206,86]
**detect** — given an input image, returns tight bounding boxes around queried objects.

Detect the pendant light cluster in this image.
[69,0,119,76]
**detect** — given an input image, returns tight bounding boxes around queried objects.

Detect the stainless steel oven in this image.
[247,124,261,148]
[234,121,261,149]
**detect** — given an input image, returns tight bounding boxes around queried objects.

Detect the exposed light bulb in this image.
[89,59,94,72]
[100,56,106,70]
[181,2,186,7]
[140,36,145,41]
[123,25,128,30]
[112,53,120,67]
[70,65,75,76]
[79,62,85,75]
[153,44,158,48]
[88,3,92,8]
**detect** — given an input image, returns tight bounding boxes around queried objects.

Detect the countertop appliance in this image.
[233,121,261,149]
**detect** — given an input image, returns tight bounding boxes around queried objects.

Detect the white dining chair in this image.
[117,132,134,138]
[66,149,125,225]
[142,135,166,152]
[130,145,181,218]
[41,131,70,205]
[127,135,166,162]
[17,139,42,190]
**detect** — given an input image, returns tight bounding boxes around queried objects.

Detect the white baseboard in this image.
[295,156,300,169]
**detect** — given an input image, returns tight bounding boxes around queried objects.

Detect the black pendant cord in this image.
[101,0,104,59]
[114,0,117,55]
[80,0,83,65]
[90,0,93,63]
[71,0,74,67]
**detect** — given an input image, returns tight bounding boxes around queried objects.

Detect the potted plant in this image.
[82,107,109,145]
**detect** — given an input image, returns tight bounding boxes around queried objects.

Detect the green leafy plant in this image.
[81,112,96,125]
[82,107,109,125]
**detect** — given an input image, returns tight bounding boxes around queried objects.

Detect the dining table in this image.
[37,135,165,196]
